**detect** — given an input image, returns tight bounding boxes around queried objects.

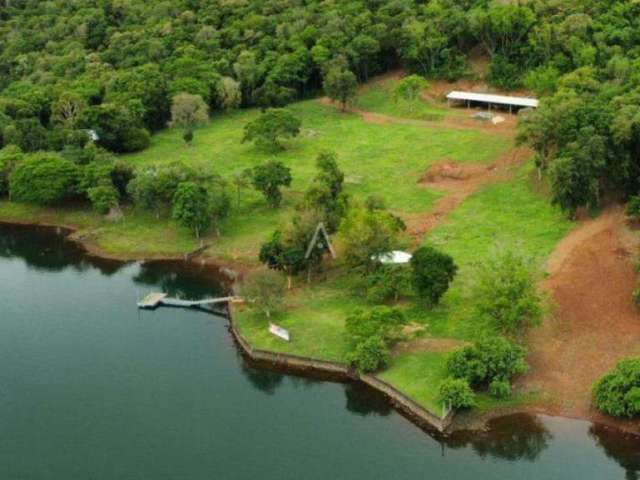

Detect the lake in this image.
[0,223,638,479]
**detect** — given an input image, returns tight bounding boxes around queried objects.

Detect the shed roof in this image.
[373,250,412,265]
[446,91,539,108]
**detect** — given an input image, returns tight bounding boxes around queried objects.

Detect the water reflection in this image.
[0,223,122,275]
[240,361,285,395]
[133,260,227,299]
[446,414,552,462]
[344,383,392,417]
[589,424,640,480]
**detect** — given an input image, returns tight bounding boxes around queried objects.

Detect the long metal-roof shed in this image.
[446,91,539,109]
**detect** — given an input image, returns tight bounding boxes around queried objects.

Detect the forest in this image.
[2,0,640,423]
[0,0,640,213]
[1,0,640,215]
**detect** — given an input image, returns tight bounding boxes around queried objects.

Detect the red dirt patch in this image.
[518,206,640,433]
[405,147,531,241]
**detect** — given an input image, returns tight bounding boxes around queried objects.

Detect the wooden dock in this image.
[137,292,237,310]
[137,292,168,308]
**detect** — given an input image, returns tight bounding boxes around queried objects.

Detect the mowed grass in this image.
[236,165,573,414]
[127,100,507,214]
[0,201,200,257]
[419,165,573,339]
[378,351,450,414]
[123,99,509,260]
[354,76,458,121]
[0,97,509,261]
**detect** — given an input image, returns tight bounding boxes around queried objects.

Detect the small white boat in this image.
[269,323,290,342]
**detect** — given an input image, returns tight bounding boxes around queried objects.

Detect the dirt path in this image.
[318,95,529,242]
[404,146,531,241]
[519,206,640,431]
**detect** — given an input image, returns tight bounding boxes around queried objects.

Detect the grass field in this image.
[123,98,509,260]
[0,77,571,418]
[234,164,573,413]
[354,76,457,121]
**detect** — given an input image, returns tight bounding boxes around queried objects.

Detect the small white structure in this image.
[373,250,412,265]
[446,91,538,112]
[269,323,290,342]
[86,129,100,142]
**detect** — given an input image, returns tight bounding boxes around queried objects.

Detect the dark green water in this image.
[1,224,639,480]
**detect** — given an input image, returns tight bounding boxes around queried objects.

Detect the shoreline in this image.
[1,217,638,436]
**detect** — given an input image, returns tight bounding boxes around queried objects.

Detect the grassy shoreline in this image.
[0,83,571,421]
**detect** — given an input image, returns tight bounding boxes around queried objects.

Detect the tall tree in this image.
[323,67,358,112]
[169,92,209,145]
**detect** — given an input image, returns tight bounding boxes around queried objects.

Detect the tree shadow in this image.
[239,360,285,396]
[589,423,640,480]
[344,382,392,417]
[446,413,552,462]
[0,223,124,275]
[132,260,228,299]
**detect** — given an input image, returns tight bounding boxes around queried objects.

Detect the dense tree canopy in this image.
[3,0,640,215]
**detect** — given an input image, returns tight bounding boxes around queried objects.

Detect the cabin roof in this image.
[446,91,539,108]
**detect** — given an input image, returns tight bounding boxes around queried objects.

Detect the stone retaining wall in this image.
[227,310,454,433]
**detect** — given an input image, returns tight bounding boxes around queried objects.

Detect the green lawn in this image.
[127,100,507,215]
[235,165,573,414]
[379,351,450,414]
[0,88,571,419]
[354,76,457,121]
[123,99,509,260]
[0,201,202,258]
[0,98,510,262]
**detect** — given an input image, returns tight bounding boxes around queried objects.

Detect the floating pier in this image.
[137,292,237,310]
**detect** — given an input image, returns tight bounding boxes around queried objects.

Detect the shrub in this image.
[240,269,286,319]
[345,306,406,347]
[447,337,528,394]
[474,249,545,335]
[410,246,457,307]
[347,335,390,373]
[626,195,640,220]
[88,183,119,214]
[358,265,411,304]
[439,378,476,409]
[9,152,79,205]
[489,378,512,399]
[242,108,301,151]
[122,127,151,152]
[0,145,23,196]
[593,358,640,418]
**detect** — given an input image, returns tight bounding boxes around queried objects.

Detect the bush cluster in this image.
[344,307,406,373]
[593,358,640,418]
[440,337,528,409]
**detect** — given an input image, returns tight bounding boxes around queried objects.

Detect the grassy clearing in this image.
[420,165,573,340]
[127,100,506,214]
[1,90,509,260]
[378,351,450,414]
[0,85,568,418]
[0,201,201,258]
[354,77,457,121]
[122,99,509,260]
[235,165,572,413]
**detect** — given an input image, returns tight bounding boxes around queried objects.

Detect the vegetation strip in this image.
[228,307,453,433]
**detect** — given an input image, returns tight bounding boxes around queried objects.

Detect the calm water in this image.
[0,224,638,480]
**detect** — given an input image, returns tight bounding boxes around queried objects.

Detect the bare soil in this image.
[404,146,531,241]
[518,206,640,433]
